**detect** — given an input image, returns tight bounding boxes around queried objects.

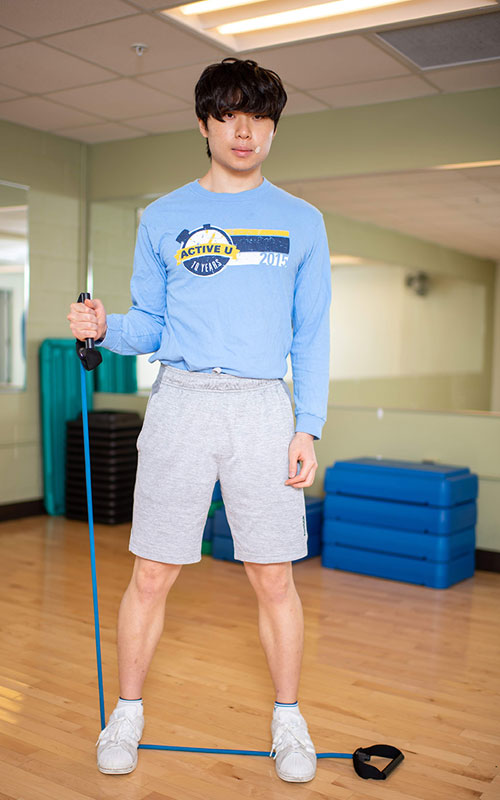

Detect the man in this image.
[67,56,331,784]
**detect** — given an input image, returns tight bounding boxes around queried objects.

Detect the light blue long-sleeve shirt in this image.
[97,176,332,440]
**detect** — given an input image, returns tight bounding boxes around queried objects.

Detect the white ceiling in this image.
[0,0,498,143]
[280,166,500,260]
[0,206,28,238]
[0,1,499,262]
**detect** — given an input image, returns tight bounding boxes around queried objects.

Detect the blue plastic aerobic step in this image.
[322,520,476,562]
[323,493,477,534]
[321,545,475,589]
[321,458,478,589]
[324,457,478,506]
[202,482,224,543]
[212,480,222,503]
[202,515,213,543]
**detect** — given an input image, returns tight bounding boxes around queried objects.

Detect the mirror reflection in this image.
[89,166,499,414]
[330,257,489,411]
[0,180,29,391]
[89,197,160,394]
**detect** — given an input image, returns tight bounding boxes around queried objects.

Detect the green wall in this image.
[0,120,84,504]
[0,86,499,555]
[89,87,500,198]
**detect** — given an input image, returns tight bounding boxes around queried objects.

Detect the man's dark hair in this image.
[195,57,287,159]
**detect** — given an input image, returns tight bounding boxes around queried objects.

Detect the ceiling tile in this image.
[0,84,25,101]
[242,36,412,92]
[137,61,219,100]
[54,122,145,143]
[121,82,191,111]
[477,179,500,191]
[46,78,180,119]
[462,166,500,180]
[424,59,500,91]
[0,0,138,38]
[0,96,102,130]
[138,63,298,107]
[0,26,25,47]
[281,92,329,115]
[124,107,199,133]
[309,75,439,108]
[43,14,227,76]
[0,42,115,94]
[280,166,500,260]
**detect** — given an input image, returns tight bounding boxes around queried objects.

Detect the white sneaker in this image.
[96,705,144,774]
[270,709,317,783]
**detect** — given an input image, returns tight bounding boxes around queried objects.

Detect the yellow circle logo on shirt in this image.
[175,224,240,276]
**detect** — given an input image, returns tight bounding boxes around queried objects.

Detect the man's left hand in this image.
[285,432,318,489]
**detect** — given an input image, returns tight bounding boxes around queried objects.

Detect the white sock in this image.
[117,697,143,712]
[274,700,301,715]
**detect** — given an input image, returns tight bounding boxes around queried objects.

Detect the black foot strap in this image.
[352,744,404,779]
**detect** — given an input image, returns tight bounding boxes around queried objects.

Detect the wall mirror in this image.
[0,180,29,391]
[88,195,161,395]
[88,165,499,414]
[328,255,491,412]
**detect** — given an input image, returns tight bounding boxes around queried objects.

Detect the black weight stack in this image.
[65,410,143,524]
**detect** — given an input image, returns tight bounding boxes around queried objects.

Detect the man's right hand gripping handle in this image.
[67,296,108,343]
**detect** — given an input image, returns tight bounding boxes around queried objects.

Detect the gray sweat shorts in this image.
[129,364,308,565]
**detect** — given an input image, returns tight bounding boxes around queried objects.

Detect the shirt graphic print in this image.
[174,223,290,276]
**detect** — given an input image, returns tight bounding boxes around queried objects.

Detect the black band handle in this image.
[352,744,404,780]
[78,292,95,350]
[75,292,102,371]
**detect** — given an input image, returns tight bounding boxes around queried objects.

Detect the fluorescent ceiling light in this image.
[330,254,366,265]
[0,263,25,273]
[218,0,417,35]
[161,0,498,52]
[431,159,500,169]
[179,0,266,15]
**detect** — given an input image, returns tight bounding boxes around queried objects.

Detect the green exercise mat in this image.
[40,339,94,515]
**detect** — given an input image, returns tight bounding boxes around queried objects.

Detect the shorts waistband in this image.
[159,364,282,392]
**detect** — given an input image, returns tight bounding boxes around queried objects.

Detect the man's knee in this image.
[132,556,182,598]
[244,561,293,602]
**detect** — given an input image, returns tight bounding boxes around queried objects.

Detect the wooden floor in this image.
[0,515,499,800]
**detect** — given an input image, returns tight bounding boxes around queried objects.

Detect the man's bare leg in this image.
[117,556,183,698]
[96,556,183,774]
[243,561,303,702]
[243,560,316,783]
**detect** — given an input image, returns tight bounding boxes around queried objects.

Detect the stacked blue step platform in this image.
[201,481,223,554]
[210,493,324,563]
[322,457,478,589]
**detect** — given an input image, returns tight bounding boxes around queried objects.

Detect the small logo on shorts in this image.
[302,515,306,536]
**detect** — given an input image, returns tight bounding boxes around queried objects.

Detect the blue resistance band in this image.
[78,339,403,779]
[80,361,349,760]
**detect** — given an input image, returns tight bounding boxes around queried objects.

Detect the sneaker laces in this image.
[269,719,315,759]
[95,712,142,748]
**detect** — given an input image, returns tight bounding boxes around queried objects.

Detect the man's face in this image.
[198,110,276,171]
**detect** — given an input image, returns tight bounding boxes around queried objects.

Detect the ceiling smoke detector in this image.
[131,43,149,56]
